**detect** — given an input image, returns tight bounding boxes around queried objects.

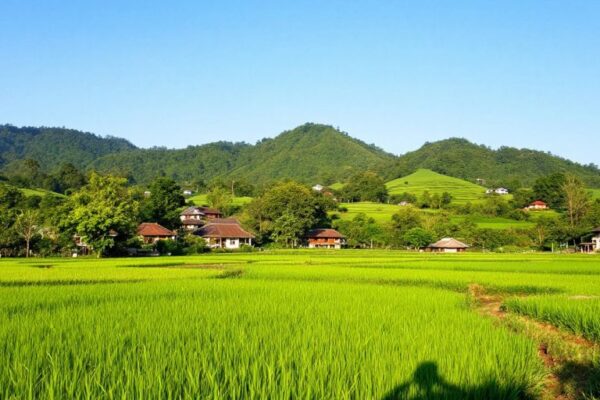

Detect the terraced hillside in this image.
[386,169,487,204]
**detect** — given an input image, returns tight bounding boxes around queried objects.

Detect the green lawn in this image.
[1,252,599,398]
[386,169,488,204]
[187,193,253,206]
[336,201,401,222]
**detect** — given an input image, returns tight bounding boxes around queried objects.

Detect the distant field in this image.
[187,193,253,206]
[450,215,535,230]
[1,252,599,398]
[591,189,600,200]
[386,169,488,204]
[336,201,400,222]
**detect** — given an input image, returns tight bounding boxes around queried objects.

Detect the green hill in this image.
[0,125,136,172]
[92,123,394,185]
[386,169,486,204]
[384,138,600,187]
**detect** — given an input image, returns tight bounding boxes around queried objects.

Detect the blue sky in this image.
[1,1,598,164]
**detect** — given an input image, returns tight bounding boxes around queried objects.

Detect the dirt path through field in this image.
[467,284,599,400]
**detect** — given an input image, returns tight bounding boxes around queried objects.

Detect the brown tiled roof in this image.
[137,223,176,237]
[428,237,469,249]
[305,228,345,239]
[195,220,254,239]
[593,226,600,233]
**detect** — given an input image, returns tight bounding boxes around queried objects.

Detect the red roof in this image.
[195,220,254,239]
[137,223,176,237]
[305,229,345,239]
[181,219,204,226]
[530,200,547,206]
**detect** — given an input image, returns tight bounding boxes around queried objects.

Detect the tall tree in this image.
[245,181,335,245]
[341,172,388,203]
[141,177,185,229]
[562,175,591,230]
[206,186,233,214]
[533,173,566,209]
[14,210,39,257]
[63,173,139,257]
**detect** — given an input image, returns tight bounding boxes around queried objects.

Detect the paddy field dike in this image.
[1,251,599,399]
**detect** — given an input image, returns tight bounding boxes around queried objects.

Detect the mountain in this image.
[226,124,395,185]
[384,138,600,187]
[90,123,395,185]
[386,169,486,204]
[2,124,599,188]
[0,125,136,171]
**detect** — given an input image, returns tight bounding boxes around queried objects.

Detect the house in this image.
[312,184,324,192]
[426,237,469,253]
[194,218,254,249]
[495,188,509,195]
[183,189,193,196]
[398,201,411,206]
[137,223,176,244]
[527,200,548,210]
[579,227,600,253]
[305,228,346,249]
[180,206,223,230]
[143,190,151,197]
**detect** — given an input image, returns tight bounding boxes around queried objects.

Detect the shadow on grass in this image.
[0,279,145,288]
[382,362,535,400]
[554,360,600,399]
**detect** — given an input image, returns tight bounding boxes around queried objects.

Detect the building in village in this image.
[579,227,600,253]
[304,228,346,249]
[137,223,177,244]
[194,218,254,249]
[526,200,548,210]
[486,188,509,195]
[180,206,223,230]
[426,237,469,253]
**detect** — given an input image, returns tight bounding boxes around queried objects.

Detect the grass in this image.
[187,193,253,206]
[590,189,600,200]
[1,252,600,398]
[336,201,401,222]
[386,169,488,204]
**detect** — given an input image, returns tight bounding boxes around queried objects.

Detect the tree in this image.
[271,212,305,248]
[141,177,185,229]
[14,210,39,257]
[341,172,388,203]
[391,206,422,235]
[441,192,453,207]
[334,213,383,248]
[245,181,335,245]
[533,173,566,209]
[206,186,233,213]
[63,173,139,257]
[511,188,535,209]
[562,175,591,230]
[403,228,434,250]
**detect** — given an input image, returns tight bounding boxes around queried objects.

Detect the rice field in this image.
[1,251,599,399]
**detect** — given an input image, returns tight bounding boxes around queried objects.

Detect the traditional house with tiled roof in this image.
[180,206,223,230]
[304,228,346,249]
[194,218,254,249]
[137,223,176,244]
[427,237,469,253]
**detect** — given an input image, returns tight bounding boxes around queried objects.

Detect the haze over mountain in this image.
[1,123,599,187]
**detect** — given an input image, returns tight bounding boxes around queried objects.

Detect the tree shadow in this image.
[381,361,535,400]
[554,359,600,399]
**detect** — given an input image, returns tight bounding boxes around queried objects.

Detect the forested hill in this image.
[0,125,136,171]
[90,123,395,185]
[384,138,600,187]
[2,123,599,187]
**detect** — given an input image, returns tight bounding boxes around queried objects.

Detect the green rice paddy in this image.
[1,251,599,399]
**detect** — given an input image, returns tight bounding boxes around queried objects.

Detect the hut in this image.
[427,238,469,253]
